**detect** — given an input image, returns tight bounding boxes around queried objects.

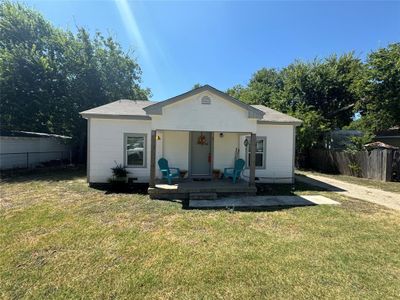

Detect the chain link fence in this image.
[0,151,72,170]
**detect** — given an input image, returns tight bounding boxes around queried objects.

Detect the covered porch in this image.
[148,129,258,199]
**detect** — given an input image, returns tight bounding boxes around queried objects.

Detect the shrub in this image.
[111,163,129,178]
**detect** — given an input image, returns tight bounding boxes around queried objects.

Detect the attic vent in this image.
[201,96,211,104]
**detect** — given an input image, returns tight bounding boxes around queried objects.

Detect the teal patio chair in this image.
[224,159,245,183]
[158,158,180,185]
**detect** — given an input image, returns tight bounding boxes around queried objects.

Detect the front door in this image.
[190,132,212,177]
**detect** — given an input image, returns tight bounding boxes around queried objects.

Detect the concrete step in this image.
[189,192,217,200]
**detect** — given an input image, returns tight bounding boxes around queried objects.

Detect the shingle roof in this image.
[80,100,155,119]
[251,105,302,124]
[80,95,302,125]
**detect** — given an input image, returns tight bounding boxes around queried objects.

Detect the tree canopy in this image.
[228,45,400,152]
[0,1,149,159]
[1,2,398,161]
[354,43,400,134]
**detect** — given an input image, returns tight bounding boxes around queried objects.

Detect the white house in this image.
[80,85,302,195]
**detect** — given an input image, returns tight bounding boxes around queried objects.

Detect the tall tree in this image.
[280,53,364,128]
[228,53,365,152]
[227,68,283,107]
[0,1,150,161]
[354,43,400,134]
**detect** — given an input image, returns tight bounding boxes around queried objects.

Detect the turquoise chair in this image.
[158,158,180,185]
[224,159,245,183]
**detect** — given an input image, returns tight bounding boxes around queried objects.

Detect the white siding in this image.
[151,91,258,133]
[162,131,189,170]
[161,131,240,173]
[213,132,239,170]
[239,124,295,183]
[87,109,295,183]
[0,137,70,170]
[89,118,155,183]
[88,120,295,183]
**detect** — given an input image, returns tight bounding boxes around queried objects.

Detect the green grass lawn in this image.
[1,169,400,299]
[299,170,400,193]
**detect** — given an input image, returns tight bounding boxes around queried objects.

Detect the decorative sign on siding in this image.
[201,95,211,104]
[243,138,249,147]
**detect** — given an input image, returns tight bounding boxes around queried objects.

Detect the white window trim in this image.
[245,136,267,169]
[124,133,147,168]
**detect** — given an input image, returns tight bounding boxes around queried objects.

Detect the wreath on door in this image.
[197,132,208,145]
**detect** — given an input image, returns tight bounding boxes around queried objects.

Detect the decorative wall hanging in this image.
[197,132,208,145]
[244,138,249,147]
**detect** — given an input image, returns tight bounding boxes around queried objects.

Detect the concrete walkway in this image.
[189,195,339,209]
[296,173,400,211]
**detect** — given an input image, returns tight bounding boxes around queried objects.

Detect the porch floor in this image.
[148,178,257,200]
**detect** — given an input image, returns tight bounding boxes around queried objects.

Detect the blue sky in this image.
[26,1,399,100]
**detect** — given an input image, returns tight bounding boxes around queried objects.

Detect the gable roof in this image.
[79,86,302,125]
[252,105,302,125]
[143,85,265,119]
[80,100,155,120]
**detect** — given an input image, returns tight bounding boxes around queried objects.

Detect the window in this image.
[246,137,266,169]
[125,133,146,167]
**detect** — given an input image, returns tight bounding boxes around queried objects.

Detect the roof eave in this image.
[257,120,303,126]
[80,113,151,120]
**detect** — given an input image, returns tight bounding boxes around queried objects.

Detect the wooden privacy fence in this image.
[309,149,400,182]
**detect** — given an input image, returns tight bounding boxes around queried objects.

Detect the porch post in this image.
[149,130,156,188]
[249,133,256,186]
